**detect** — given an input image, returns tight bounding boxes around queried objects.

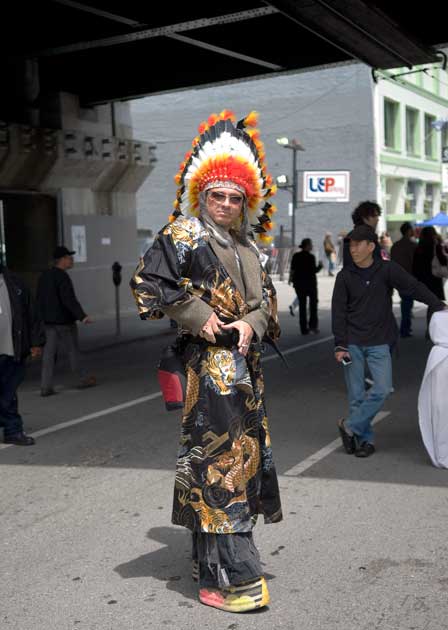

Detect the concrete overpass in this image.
[1,1,446,313]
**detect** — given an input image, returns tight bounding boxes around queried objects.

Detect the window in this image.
[442,123,448,160]
[405,180,417,214]
[406,107,420,156]
[424,114,437,158]
[384,99,400,149]
[424,183,433,214]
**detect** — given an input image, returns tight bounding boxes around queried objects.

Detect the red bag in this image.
[157,344,186,411]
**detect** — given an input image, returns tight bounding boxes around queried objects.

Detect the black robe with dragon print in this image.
[131,216,282,534]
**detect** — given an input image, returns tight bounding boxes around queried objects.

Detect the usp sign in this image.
[303,171,350,202]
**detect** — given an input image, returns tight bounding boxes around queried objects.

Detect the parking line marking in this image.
[283,410,391,476]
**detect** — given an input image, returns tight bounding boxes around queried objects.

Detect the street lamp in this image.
[276,136,305,247]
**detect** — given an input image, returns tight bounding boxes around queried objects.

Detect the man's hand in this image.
[200,312,224,343]
[221,320,254,356]
[82,316,93,324]
[335,350,350,363]
[30,347,42,360]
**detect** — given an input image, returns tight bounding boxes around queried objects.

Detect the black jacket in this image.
[412,242,447,301]
[290,250,323,290]
[36,267,86,325]
[1,268,45,361]
[332,258,445,349]
[390,237,417,274]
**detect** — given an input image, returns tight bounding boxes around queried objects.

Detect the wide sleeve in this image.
[130,224,214,335]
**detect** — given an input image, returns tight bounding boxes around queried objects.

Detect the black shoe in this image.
[301,330,310,335]
[4,432,35,446]
[355,442,375,458]
[338,419,356,454]
[41,388,57,397]
[77,376,97,390]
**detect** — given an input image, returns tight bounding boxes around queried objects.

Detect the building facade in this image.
[131,54,448,257]
[374,58,448,239]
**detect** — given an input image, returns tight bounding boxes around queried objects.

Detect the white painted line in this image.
[0,335,333,450]
[0,392,162,451]
[262,335,333,362]
[283,410,391,476]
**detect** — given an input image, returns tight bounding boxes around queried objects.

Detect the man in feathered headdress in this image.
[131,110,282,612]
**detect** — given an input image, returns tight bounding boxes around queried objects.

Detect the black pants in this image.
[0,355,26,437]
[294,286,318,334]
[192,531,262,588]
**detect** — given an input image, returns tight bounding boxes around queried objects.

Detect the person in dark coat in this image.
[390,221,418,337]
[412,226,447,301]
[36,246,96,396]
[0,262,44,445]
[289,238,323,335]
[332,225,446,458]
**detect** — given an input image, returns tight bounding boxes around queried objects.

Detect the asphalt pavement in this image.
[1,272,447,630]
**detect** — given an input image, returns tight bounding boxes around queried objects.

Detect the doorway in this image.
[0,192,57,294]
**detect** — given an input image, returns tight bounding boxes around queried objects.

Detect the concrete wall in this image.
[131,61,376,258]
[62,213,139,316]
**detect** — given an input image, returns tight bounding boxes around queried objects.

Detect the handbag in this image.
[431,250,448,280]
[157,342,186,411]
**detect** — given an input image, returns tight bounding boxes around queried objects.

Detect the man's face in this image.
[349,239,375,265]
[206,187,244,228]
[63,255,74,269]
[364,213,380,229]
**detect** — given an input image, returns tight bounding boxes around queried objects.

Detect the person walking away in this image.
[413,227,447,340]
[36,246,96,396]
[130,110,282,613]
[290,238,323,335]
[0,262,44,445]
[323,232,336,276]
[390,222,417,337]
[332,225,446,458]
[418,310,448,468]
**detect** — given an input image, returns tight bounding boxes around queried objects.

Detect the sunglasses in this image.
[208,191,244,207]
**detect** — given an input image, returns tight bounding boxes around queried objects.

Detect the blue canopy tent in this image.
[416,212,448,227]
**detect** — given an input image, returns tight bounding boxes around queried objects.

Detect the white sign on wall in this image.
[303,171,350,202]
[71,225,87,263]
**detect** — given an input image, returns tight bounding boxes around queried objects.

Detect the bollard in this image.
[112,261,122,336]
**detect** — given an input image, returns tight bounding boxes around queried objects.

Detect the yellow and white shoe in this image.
[199,576,270,612]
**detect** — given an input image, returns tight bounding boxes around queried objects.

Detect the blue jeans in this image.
[400,297,414,336]
[343,344,392,444]
[0,355,26,437]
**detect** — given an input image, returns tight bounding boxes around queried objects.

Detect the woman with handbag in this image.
[130,110,282,613]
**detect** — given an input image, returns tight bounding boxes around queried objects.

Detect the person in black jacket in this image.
[332,225,446,458]
[289,238,323,335]
[412,226,447,301]
[390,221,417,337]
[36,246,96,397]
[0,263,44,445]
